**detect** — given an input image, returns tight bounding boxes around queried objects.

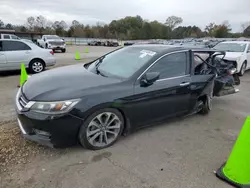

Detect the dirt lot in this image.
[0,45,250,188]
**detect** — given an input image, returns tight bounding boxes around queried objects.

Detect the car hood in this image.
[22,64,120,101]
[223,52,243,61]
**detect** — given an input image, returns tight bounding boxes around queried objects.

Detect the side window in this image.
[148,52,187,79]
[3,35,10,39]
[248,44,250,52]
[11,35,19,40]
[0,42,2,51]
[2,41,31,51]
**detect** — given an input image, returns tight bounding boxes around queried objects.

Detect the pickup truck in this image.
[37,35,66,53]
[0,34,20,39]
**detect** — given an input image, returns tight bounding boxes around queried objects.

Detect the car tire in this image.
[78,108,124,150]
[199,96,211,115]
[45,44,48,49]
[61,49,66,53]
[239,61,247,76]
[29,59,45,73]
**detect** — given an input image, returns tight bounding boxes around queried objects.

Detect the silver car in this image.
[0,39,56,73]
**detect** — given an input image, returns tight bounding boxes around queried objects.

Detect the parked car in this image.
[88,41,104,46]
[104,41,119,47]
[37,35,66,53]
[124,42,134,46]
[15,45,239,149]
[213,41,250,76]
[0,39,56,73]
[0,34,20,40]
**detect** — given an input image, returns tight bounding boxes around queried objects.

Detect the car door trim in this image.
[156,74,190,82]
[137,50,189,81]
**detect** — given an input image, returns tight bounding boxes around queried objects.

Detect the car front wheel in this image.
[239,61,247,76]
[199,96,212,115]
[78,108,124,150]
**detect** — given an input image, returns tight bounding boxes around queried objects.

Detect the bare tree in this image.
[72,20,80,28]
[27,16,35,30]
[165,16,183,30]
[59,20,68,30]
[36,15,47,29]
[241,21,250,32]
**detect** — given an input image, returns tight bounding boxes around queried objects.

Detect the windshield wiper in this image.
[94,56,107,77]
[95,64,107,77]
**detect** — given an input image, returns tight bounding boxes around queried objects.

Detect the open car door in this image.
[193,50,240,97]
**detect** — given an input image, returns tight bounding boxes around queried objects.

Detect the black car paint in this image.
[16,46,222,147]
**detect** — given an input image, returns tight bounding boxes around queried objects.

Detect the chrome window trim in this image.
[137,50,189,81]
[156,74,190,82]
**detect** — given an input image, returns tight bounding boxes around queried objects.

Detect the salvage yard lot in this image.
[0,45,250,188]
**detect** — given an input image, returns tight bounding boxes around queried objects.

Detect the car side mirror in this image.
[140,72,160,87]
[247,50,250,53]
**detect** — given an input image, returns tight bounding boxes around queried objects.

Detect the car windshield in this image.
[88,47,157,79]
[46,35,60,39]
[214,43,246,52]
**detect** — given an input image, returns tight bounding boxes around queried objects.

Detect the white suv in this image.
[213,41,250,76]
[0,39,56,73]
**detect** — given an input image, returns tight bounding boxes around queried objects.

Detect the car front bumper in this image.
[16,110,83,148]
[48,44,66,50]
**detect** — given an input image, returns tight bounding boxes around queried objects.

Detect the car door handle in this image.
[0,52,4,55]
[180,82,190,86]
[25,51,31,54]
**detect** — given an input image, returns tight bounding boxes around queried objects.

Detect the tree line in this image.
[0,15,249,39]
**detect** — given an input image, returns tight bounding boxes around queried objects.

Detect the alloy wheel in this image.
[86,112,121,147]
[32,62,44,73]
[241,63,247,75]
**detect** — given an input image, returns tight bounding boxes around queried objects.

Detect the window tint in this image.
[3,35,10,39]
[11,35,19,39]
[0,42,2,51]
[148,52,187,79]
[2,41,31,51]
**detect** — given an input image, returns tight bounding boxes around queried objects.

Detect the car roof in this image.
[219,41,250,44]
[130,44,219,53]
[0,39,21,41]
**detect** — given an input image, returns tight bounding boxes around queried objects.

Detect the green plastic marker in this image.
[20,63,28,86]
[216,117,250,187]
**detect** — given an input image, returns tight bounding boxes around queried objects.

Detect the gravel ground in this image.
[0,45,249,188]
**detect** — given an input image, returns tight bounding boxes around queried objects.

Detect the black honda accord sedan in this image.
[15,45,239,149]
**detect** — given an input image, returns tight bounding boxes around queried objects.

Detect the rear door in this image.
[0,41,7,65]
[2,40,31,69]
[131,51,192,127]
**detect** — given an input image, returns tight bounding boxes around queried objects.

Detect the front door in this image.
[2,40,31,69]
[131,51,191,127]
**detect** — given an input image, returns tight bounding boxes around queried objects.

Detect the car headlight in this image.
[30,99,80,114]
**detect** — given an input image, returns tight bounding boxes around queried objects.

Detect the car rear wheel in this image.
[239,61,247,76]
[61,49,66,53]
[78,108,124,150]
[29,59,45,73]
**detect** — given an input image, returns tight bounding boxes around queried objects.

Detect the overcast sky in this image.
[0,0,249,32]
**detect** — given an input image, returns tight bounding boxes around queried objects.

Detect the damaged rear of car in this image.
[193,49,240,98]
